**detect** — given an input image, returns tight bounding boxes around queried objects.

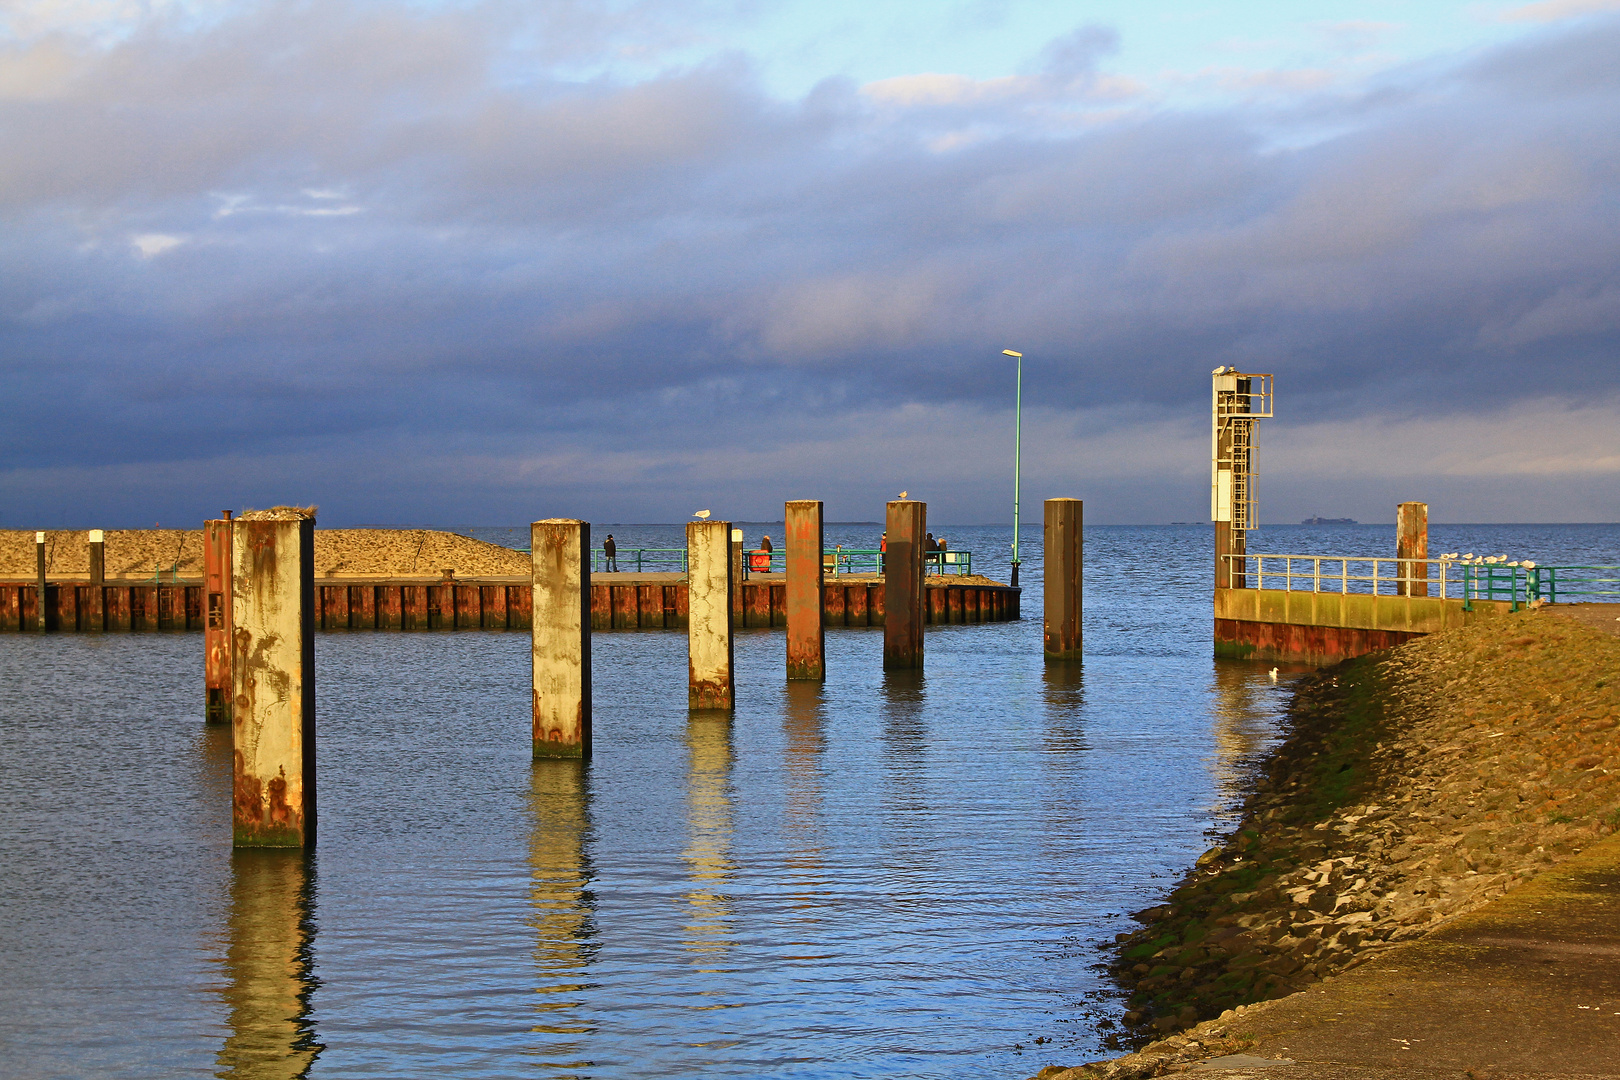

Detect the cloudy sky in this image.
[3,0,1618,527]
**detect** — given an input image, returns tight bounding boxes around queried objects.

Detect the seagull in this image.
[1268,667,1279,683]
[693,509,711,519]
[898,491,908,499]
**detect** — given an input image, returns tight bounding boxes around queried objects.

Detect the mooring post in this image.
[883,500,925,670]
[531,519,592,759]
[34,531,47,632]
[86,529,105,632]
[1044,498,1083,661]
[729,528,745,627]
[204,515,234,724]
[785,500,825,681]
[231,508,316,848]
[1396,501,1429,598]
[688,519,734,710]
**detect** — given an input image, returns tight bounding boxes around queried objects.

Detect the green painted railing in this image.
[584,547,974,576]
[591,548,687,573]
[1455,564,1619,610]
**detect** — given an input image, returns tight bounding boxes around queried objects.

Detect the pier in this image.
[0,569,1020,633]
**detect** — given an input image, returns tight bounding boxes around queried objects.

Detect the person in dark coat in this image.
[604,534,618,572]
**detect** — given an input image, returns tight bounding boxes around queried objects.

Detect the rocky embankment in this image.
[1031,607,1620,1079]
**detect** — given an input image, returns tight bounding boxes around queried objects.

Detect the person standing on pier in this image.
[604,534,618,572]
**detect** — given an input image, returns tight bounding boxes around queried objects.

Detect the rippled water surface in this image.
[2,523,1612,1079]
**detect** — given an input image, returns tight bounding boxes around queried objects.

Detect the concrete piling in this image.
[687,519,734,710]
[86,529,105,632]
[1043,498,1083,661]
[205,517,234,724]
[729,528,745,628]
[785,500,825,681]
[883,500,925,670]
[35,531,46,632]
[1397,501,1429,598]
[531,519,592,759]
[231,508,316,848]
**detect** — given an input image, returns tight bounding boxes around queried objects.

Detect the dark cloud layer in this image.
[2,2,1618,524]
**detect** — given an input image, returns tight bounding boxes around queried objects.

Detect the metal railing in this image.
[739,548,973,577]
[591,548,688,573]
[1526,565,1620,604]
[1225,554,1620,612]
[1225,553,1439,597]
[587,547,974,576]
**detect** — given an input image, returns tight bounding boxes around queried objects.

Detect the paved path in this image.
[1207,834,1620,1078]
[1545,604,1620,638]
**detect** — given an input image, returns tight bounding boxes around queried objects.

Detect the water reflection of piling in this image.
[782,682,826,878]
[1208,664,1278,804]
[880,671,933,874]
[215,850,321,1079]
[527,761,596,1073]
[1040,661,1087,754]
[682,715,734,966]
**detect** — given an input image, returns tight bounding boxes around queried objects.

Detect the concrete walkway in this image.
[1206,833,1620,1078]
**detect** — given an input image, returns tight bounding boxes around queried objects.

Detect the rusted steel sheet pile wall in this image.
[1214,587,1512,665]
[0,582,202,631]
[0,578,1020,632]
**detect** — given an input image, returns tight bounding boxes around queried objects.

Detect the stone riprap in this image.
[1029,607,1620,1078]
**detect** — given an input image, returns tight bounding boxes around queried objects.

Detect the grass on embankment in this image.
[1105,607,1620,1044]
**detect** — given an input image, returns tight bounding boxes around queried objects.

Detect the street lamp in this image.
[1003,349,1023,587]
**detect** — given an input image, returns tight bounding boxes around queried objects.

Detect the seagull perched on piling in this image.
[693,509,711,519]
[898,491,908,499]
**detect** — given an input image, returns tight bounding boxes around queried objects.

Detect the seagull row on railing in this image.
[1438,553,1536,568]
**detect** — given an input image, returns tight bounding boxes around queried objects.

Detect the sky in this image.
[2,0,1619,527]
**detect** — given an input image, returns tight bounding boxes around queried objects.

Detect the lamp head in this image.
[1002,349,1022,357]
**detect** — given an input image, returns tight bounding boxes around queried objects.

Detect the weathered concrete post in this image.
[231,508,316,848]
[1044,498,1083,661]
[35,531,47,632]
[1396,501,1429,598]
[884,500,925,670]
[688,519,734,710]
[86,529,105,632]
[785,500,825,681]
[205,516,234,724]
[531,519,591,758]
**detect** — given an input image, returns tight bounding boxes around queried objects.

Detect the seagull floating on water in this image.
[693,509,711,519]
[1268,667,1279,683]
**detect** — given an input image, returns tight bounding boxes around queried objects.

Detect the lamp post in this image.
[1003,349,1023,587]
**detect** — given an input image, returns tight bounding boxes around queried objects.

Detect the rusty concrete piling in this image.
[687,519,734,710]
[531,519,592,759]
[785,500,825,681]
[35,532,46,632]
[883,500,926,670]
[204,517,234,724]
[1397,501,1429,598]
[1043,498,1083,661]
[231,508,316,848]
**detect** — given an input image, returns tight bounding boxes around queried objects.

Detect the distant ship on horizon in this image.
[1301,516,1358,525]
